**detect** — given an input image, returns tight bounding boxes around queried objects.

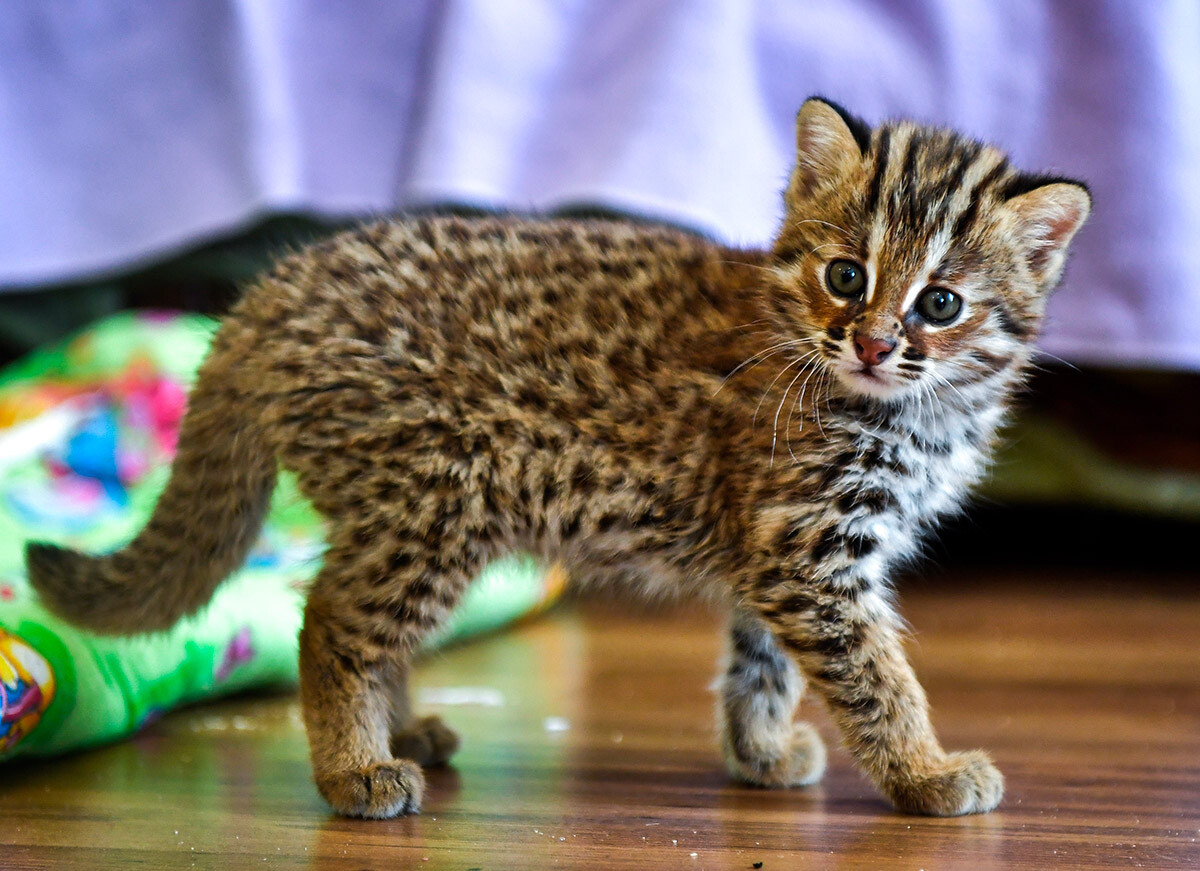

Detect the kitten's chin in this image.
[833,365,909,402]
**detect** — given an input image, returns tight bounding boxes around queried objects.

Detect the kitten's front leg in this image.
[749,578,1003,816]
[717,606,826,787]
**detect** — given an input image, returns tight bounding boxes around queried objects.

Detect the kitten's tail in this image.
[25,336,276,635]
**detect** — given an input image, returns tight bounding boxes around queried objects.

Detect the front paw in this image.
[316,760,425,818]
[724,721,827,788]
[886,750,1003,816]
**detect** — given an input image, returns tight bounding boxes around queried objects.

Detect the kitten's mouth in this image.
[836,363,902,399]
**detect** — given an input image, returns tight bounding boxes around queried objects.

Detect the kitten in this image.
[26,98,1089,819]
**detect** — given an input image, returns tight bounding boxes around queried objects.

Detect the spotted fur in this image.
[26,98,1089,819]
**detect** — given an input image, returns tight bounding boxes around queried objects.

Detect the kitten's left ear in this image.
[1004,176,1092,289]
[785,97,872,206]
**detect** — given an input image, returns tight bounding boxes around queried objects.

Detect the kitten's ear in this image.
[785,97,871,206]
[1003,176,1091,288]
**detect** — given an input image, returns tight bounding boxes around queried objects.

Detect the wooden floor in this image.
[4,570,1199,870]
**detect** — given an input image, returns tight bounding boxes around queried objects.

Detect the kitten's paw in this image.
[389,715,461,767]
[886,750,1004,816]
[316,760,425,819]
[725,721,827,788]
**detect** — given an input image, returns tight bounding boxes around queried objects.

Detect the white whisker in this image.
[769,349,823,467]
[786,357,826,462]
[789,218,851,234]
[716,260,781,276]
[771,361,813,468]
[928,367,971,410]
[1033,349,1079,371]
[713,338,811,396]
[755,356,808,423]
[813,367,832,438]
[806,242,854,259]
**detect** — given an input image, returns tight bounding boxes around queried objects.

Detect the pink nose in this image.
[853,333,897,367]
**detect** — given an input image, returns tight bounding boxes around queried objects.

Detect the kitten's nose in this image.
[853,333,897,367]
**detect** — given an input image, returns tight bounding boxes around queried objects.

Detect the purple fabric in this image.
[1,1,1195,369]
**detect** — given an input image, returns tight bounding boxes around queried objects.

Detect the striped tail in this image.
[25,343,276,635]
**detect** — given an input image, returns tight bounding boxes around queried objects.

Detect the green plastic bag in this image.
[0,312,562,761]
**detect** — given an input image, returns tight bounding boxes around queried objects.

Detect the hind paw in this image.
[725,721,827,788]
[389,715,460,767]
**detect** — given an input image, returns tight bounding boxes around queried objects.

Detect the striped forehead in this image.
[864,124,1008,293]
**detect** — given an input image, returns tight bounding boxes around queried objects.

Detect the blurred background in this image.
[1,0,1198,568]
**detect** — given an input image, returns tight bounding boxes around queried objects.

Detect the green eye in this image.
[826,260,866,298]
[916,287,963,324]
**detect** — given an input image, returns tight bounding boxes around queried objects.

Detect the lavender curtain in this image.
[1,1,1195,369]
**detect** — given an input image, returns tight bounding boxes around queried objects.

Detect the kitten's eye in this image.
[826,260,866,298]
[915,287,962,325]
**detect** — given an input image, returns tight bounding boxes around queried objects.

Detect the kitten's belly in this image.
[557,531,726,603]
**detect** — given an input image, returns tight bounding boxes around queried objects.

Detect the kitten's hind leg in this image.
[298,536,472,819]
[717,606,826,788]
[384,660,461,767]
[299,589,422,819]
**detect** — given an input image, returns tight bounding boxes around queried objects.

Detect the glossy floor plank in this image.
[4,571,1199,870]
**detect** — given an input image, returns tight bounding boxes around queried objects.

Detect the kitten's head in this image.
[766,97,1090,405]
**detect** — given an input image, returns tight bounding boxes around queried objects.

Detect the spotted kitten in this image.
[27,98,1089,819]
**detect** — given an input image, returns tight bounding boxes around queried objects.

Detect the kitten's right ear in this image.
[785,97,871,206]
